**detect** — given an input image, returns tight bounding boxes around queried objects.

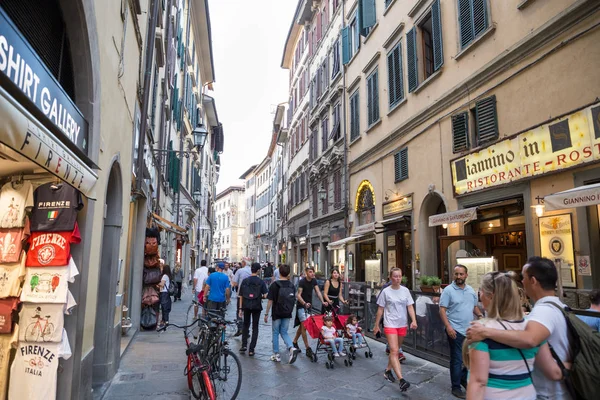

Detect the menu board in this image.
[539,214,576,288]
[365,259,381,283]
[388,250,396,270]
[457,257,497,292]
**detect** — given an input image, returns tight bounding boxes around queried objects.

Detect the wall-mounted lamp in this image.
[531,204,545,217]
[384,189,399,202]
[442,223,448,229]
[375,249,383,260]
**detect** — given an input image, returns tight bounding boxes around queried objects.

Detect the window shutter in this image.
[475,96,498,145]
[394,148,408,182]
[367,75,373,125]
[312,186,318,218]
[431,0,444,71]
[458,0,474,49]
[472,0,488,38]
[452,112,469,153]
[387,51,395,106]
[323,179,329,214]
[407,28,418,93]
[360,0,376,32]
[373,70,379,122]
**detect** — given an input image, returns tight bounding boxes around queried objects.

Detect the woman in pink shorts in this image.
[373,268,417,392]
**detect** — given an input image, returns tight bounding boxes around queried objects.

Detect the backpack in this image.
[275,281,296,316]
[548,303,600,400]
[167,277,176,296]
[242,278,263,311]
[263,265,273,278]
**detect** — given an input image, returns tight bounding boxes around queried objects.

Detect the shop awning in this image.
[152,213,187,234]
[429,207,478,227]
[377,215,407,225]
[544,183,600,211]
[327,233,373,250]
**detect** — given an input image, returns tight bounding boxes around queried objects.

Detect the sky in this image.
[208,0,298,193]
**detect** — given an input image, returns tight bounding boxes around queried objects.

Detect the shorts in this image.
[197,291,204,305]
[384,327,407,336]
[297,307,308,323]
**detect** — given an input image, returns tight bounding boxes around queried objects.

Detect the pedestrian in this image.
[232,260,252,336]
[292,266,328,358]
[379,276,406,362]
[577,289,600,331]
[264,264,300,364]
[173,263,184,302]
[203,262,231,315]
[464,271,563,400]
[224,262,235,292]
[157,264,172,329]
[321,315,345,357]
[467,257,573,399]
[263,262,274,286]
[439,265,484,398]
[193,260,209,318]
[273,264,281,281]
[345,315,365,348]
[322,268,348,314]
[239,263,268,356]
[373,268,417,393]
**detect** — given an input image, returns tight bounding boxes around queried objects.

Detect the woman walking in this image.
[373,268,417,392]
[173,263,184,302]
[157,264,173,328]
[464,271,563,399]
[322,269,348,313]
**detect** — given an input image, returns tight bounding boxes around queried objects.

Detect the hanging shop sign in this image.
[539,214,576,288]
[451,104,600,196]
[429,207,477,227]
[0,8,89,155]
[382,194,412,218]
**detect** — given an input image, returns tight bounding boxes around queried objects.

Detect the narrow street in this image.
[99,286,450,400]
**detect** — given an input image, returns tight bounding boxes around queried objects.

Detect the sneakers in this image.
[239,346,247,353]
[292,342,302,353]
[398,352,406,362]
[288,347,299,364]
[384,369,396,383]
[248,350,255,357]
[270,353,281,362]
[399,378,410,392]
[333,352,340,357]
[451,388,466,399]
[305,347,314,358]
[361,343,367,348]
[340,351,347,357]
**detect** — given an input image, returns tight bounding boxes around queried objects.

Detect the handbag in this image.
[142,286,159,305]
[144,237,159,255]
[143,268,162,285]
[140,305,158,329]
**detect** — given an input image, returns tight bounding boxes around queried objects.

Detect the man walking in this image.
[293,266,328,358]
[204,262,231,315]
[232,261,252,336]
[193,260,209,318]
[577,289,600,331]
[467,257,572,399]
[263,262,274,286]
[264,264,300,364]
[224,262,235,292]
[439,265,483,399]
[238,263,268,356]
[173,263,184,302]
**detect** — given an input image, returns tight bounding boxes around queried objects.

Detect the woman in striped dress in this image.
[463,272,563,400]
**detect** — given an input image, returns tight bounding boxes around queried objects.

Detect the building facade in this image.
[213,186,245,262]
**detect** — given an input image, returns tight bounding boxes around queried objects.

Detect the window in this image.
[452,112,469,153]
[407,0,443,92]
[331,39,340,79]
[322,179,329,214]
[312,186,318,218]
[350,90,360,141]
[321,116,329,153]
[350,16,359,56]
[361,0,376,36]
[334,170,342,209]
[458,0,489,49]
[329,102,341,142]
[385,0,394,8]
[473,95,498,145]
[387,42,404,108]
[366,68,380,127]
[394,148,408,182]
[310,132,317,161]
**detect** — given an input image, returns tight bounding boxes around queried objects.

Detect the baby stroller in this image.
[304,313,351,369]
[332,310,373,362]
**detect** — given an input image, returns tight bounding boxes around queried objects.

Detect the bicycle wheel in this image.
[186,300,203,340]
[210,349,241,400]
[189,354,215,400]
[25,323,40,342]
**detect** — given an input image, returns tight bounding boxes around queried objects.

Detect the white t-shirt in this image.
[0,325,18,400]
[527,296,572,399]
[9,329,71,400]
[321,325,336,339]
[346,323,358,335]
[20,258,79,303]
[160,275,170,293]
[376,285,414,328]
[19,292,76,343]
[193,267,208,292]
[415,295,434,317]
[0,254,26,298]
[0,181,33,228]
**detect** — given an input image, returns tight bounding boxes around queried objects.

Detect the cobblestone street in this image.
[98,287,451,400]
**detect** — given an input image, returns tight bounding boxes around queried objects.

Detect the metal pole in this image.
[341,0,350,283]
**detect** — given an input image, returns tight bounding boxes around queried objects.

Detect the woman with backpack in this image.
[157,264,173,329]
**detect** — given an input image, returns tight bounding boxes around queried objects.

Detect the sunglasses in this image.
[490,271,510,294]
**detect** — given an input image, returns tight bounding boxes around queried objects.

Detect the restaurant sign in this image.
[451,104,600,195]
[382,194,413,217]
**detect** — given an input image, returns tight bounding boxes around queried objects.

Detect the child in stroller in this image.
[322,315,346,357]
[345,315,366,348]
[304,313,350,369]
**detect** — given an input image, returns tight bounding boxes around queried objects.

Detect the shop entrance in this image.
[92,162,123,385]
[357,241,376,282]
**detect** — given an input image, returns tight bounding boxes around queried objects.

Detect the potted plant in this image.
[401,276,408,286]
[430,276,442,293]
[419,275,434,292]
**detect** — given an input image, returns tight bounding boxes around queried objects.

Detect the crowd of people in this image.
[168,256,599,399]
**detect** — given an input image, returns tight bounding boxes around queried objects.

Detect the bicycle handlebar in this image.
[156,308,235,333]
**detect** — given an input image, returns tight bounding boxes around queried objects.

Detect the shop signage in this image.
[298,236,306,245]
[544,182,600,211]
[355,222,375,235]
[451,104,600,195]
[539,214,576,288]
[0,8,88,154]
[429,207,477,227]
[382,194,412,217]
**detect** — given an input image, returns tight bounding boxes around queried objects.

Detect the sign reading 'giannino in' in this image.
[451,104,600,195]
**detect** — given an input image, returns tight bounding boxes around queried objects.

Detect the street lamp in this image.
[152,122,208,158]
[318,184,327,201]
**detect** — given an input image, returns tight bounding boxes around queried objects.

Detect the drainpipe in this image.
[341,0,350,282]
[135,0,160,194]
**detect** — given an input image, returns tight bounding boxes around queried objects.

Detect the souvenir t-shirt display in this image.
[25,223,81,267]
[8,329,71,400]
[0,255,26,298]
[0,298,18,334]
[20,259,79,304]
[0,218,30,264]
[0,181,33,229]
[0,326,18,400]
[18,293,76,343]
[29,183,83,232]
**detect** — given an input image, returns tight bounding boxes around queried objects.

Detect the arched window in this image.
[357,185,375,226]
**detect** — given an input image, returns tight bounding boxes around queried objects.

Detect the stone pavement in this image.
[98,286,451,400]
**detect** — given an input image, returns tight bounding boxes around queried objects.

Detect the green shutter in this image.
[452,112,469,153]
[394,148,408,182]
[373,70,379,122]
[458,0,474,49]
[387,51,395,106]
[475,96,498,145]
[407,28,418,92]
[342,26,350,64]
[431,0,444,71]
[361,0,376,32]
[473,0,488,38]
[388,44,404,107]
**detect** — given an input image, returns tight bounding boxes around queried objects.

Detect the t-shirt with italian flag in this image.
[20,258,79,304]
[29,182,83,232]
[25,223,81,267]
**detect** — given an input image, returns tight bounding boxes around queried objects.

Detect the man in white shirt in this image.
[232,261,252,335]
[467,256,572,399]
[193,260,209,318]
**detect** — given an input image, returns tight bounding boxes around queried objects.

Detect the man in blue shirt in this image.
[204,262,231,315]
[439,265,483,399]
[578,289,600,331]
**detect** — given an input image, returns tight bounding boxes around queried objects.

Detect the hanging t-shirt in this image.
[26,223,81,267]
[29,183,83,232]
[20,259,79,303]
[0,325,18,400]
[0,255,26,298]
[18,293,76,343]
[0,181,33,229]
[0,297,19,334]
[8,329,71,400]
[0,218,30,264]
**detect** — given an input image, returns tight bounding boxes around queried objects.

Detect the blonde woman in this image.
[464,272,563,400]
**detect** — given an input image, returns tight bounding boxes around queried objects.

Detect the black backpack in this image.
[242,279,263,310]
[275,281,296,315]
[263,265,273,278]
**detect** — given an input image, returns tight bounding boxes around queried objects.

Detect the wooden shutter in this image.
[367,74,373,125]
[458,0,474,48]
[313,186,318,218]
[342,27,350,64]
[334,170,341,209]
[394,148,408,182]
[407,28,418,92]
[476,96,498,145]
[431,0,444,71]
[360,0,376,32]
[472,0,488,38]
[452,112,469,153]
[373,70,379,122]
